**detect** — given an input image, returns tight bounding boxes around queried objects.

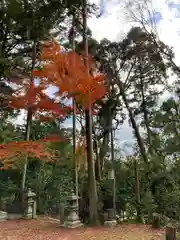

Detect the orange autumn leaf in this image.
[33,39,107,110]
[8,80,69,118]
[0,135,65,169]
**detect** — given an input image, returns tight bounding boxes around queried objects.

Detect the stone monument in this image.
[23,188,37,219]
[62,192,83,228]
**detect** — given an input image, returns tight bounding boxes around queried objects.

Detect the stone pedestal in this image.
[62,192,83,228]
[104,208,117,227]
[23,188,37,219]
[0,211,7,221]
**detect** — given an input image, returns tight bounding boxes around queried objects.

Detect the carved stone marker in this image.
[104,208,117,227]
[166,224,176,240]
[62,192,83,228]
[152,213,161,229]
[23,188,37,219]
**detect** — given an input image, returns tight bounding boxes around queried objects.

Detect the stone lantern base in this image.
[63,214,83,228]
[104,219,117,227]
[61,192,83,228]
[104,208,117,227]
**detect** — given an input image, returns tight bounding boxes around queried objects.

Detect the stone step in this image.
[0,211,7,221]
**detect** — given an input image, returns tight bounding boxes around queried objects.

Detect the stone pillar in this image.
[104,208,117,227]
[23,188,37,219]
[62,192,83,228]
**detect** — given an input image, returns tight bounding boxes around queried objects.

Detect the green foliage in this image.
[28,163,73,214]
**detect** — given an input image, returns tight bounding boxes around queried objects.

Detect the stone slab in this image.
[61,220,84,229]
[104,220,117,227]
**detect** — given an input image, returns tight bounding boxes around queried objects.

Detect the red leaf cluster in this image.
[1,39,107,169]
[0,135,64,169]
[8,82,68,120]
[32,39,107,109]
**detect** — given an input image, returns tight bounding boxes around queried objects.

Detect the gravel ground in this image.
[0,217,165,240]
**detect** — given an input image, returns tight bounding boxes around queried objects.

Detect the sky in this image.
[86,0,180,152]
[15,0,180,154]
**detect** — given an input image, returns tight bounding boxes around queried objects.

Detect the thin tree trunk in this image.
[172,101,179,138]
[110,127,116,216]
[21,41,36,191]
[119,82,148,163]
[82,0,98,225]
[99,131,109,172]
[139,61,153,154]
[92,120,101,182]
[71,13,79,198]
[134,159,141,220]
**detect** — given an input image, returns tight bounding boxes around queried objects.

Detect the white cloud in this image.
[87,0,180,150]
[89,0,180,64]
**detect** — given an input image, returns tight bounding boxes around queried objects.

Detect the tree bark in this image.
[82,0,98,225]
[85,110,98,224]
[166,225,176,240]
[119,82,148,163]
[111,127,116,216]
[71,12,79,200]
[21,41,36,191]
[152,213,160,229]
[139,60,153,154]
[134,160,141,220]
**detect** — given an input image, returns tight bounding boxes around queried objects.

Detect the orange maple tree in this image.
[32,39,107,154]
[0,49,71,169]
[32,39,107,110]
[0,39,106,169]
[0,135,64,169]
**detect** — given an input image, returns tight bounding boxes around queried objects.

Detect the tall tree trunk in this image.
[134,159,141,220]
[119,82,148,163]
[172,100,179,138]
[110,127,116,216]
[94,140,101,181]
[139,62,153,154]
[82,0,98,225]
[21,41,36,191]
[71,13,79,198]
[98,99,117,174]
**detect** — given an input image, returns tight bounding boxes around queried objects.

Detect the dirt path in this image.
[0,217,164,240]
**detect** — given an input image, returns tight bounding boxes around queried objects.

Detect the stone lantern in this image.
[62,192,83,228]
[108,169,115,180]
[23,188,36,219]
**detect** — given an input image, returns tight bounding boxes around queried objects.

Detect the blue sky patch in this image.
[147,11,163,25]
[167,1,180,18]
[168,2,180,10]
